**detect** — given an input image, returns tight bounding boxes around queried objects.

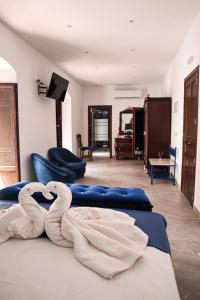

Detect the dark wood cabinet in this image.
[115,137,133,159]
[115,107,144,159]
[144,97,171,169]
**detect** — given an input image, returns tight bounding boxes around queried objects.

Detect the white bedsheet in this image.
[0,239,180,300]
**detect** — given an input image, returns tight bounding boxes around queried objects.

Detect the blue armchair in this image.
[31,153,75,184]
[48,147,86,179]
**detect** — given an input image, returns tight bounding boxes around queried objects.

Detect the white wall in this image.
[162,10,200,212]
[83,84,162,154]
[0,21,83,180]
[0,57,17,82]
[62,92,72,151]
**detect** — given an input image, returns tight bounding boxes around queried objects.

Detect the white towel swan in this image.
[45,181,73,247]
[45,181,148,279]
[0,182,52,243]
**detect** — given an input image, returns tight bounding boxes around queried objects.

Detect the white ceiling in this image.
[0,0,200,86]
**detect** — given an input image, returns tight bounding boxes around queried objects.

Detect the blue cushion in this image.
[65,162,86,172]
[67,184,153,211]
[0,182,153,211]
[48,148,86,179]
[81,146,96,151]
[0,181,52,203]
[0,181,29,201]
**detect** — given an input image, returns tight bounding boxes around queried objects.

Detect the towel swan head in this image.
[46,181,72,208]
[19,182,53,200]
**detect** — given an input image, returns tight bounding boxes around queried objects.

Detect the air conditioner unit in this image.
[114,90,142,99]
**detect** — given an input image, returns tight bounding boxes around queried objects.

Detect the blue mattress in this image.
[0,200,170,255]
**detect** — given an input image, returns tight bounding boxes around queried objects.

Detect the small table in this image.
[149,158,176,185]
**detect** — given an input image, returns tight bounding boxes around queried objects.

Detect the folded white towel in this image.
[0,182,52,243]
[45,181,148,279]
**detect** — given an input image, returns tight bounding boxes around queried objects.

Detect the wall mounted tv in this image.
[46,72,69,101]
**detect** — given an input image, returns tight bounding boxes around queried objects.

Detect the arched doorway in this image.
[0,57,20,188]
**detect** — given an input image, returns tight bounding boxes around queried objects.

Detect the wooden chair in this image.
[76,134,96,159]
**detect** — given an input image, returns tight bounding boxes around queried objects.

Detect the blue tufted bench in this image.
[67,184,152,211]
[0,182,153,211]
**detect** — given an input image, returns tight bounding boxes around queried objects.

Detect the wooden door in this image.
[181,66,199,205]
[144,97,171,170]
[0,83,20,186]
[55,101,62,147]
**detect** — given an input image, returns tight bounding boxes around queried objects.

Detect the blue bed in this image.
[0,195,179,300]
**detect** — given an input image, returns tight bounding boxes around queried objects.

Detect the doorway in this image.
[88,105,112,157]
[0,83,20,187]
[181,66,199,206]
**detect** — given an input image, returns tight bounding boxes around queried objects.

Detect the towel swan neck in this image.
[45,181,73,247]
[46,181,72,209]
[9,182,51,239]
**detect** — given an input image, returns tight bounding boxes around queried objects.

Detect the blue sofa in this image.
[31,153,75,184]
[48,147,86,179]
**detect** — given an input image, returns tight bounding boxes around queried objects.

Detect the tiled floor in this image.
[77,156,200,299]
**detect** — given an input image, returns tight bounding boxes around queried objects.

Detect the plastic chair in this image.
[31,153,75,184]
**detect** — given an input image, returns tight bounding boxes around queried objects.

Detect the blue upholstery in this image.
[48,148,86,179]
[31,153,75,184]
[0,181,53,204]
[0,181,29,201]
[0,182,153,211]
[68,184,153,211]
[81,146,96,151]
[116,209,170,254]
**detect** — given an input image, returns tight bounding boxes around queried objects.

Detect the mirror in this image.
[119,108,134,135]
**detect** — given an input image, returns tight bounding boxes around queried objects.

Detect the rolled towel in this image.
[45,181,148,279]
[8,182,52,240]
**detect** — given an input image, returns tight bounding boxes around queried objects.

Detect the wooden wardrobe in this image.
[144,97,171,169]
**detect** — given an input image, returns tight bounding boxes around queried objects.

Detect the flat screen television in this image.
[46,72,69,101]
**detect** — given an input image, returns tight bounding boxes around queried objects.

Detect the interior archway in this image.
[0,57,17,83]
[0,56,19,188]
